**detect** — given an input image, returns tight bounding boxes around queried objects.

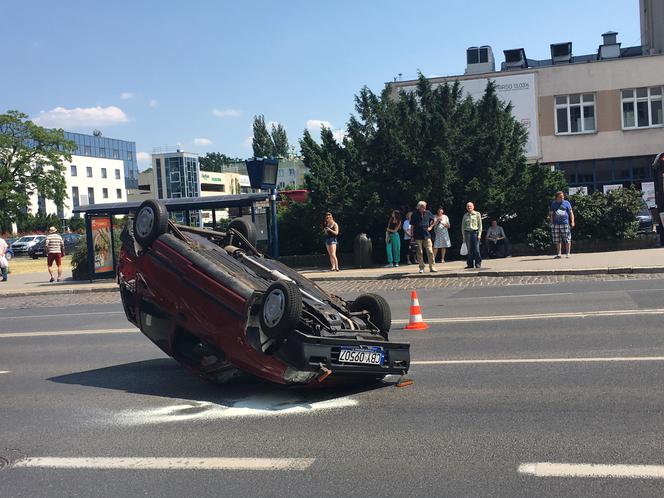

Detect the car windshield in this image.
[17,236,36,242]
[638,207,651,216]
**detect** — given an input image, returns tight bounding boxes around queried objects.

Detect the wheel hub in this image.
[135,207,155,238]
[263,289,285,327]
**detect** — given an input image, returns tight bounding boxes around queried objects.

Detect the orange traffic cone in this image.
[404,290,428,330]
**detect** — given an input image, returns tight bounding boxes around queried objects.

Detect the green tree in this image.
[252,115,273,157]
[271,123,289,158]
[199,152,240,172]
[0,110,76,231]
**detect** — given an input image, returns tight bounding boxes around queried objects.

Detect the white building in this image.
[28,154,126,220]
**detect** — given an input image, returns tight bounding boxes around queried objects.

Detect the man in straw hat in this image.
[45,226,65,282]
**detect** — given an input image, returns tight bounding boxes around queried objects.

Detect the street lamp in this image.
[246,157,280,257]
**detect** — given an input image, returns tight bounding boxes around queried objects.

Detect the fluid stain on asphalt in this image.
[114,394,358,424]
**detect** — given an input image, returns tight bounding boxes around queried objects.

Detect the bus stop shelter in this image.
[72,193,271,280]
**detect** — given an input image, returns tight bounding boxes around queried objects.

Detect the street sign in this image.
[254,200,270,209]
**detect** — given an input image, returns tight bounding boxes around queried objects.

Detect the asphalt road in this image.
[2,278,664,497]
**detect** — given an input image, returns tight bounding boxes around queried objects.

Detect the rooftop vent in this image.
[599,31,621,59]
[550,42,573,64]
[465,45,495,75]
[503,48,528,70]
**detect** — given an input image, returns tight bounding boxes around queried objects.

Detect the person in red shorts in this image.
[45,226,65,282]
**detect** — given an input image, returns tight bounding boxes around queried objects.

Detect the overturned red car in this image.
[118,200,410,386]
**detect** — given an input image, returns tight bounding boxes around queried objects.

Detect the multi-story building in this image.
[64,131,139,190]
[149,149,201,200]
[28,151,126,221]
[276,158,308,190]
[389,1,664,197]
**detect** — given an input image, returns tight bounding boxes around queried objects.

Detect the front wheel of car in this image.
[133,199,169,248]
[260,281,302,339]
[350,293,391,332]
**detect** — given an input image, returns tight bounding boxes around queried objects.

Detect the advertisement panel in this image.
[569,186,588,195]
[641,181,656,208]
[399,73,539,159]
[91,216,113,274]
[603,184,623,194]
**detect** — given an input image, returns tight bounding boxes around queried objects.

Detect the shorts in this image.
[47,253,63,266]
[325,237,337,246]
[551,224,571,244]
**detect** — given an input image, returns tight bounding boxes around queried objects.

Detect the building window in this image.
[86,166,93,177]
[87,187,95,205]
[115,169,121,179]
[113,149,120,159]
[555,94,596,134]
[70,164,77,176]
[622,86,663,129]
[289,168,295,175]
[101,167,107,179]
[72,186,79,208]
[127,151,133,160]
[116,189,122,199]
[102,188,109,199]
[84,145,92,155]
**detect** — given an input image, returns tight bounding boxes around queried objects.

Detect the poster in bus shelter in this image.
[91,216,113,273]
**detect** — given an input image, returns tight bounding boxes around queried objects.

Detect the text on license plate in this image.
[338,347,384,365]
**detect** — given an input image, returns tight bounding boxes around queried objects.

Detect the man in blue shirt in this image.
[549,191,575,259]
[410,200,436,273]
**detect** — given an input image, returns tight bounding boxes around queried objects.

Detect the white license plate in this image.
[338,347,384,365]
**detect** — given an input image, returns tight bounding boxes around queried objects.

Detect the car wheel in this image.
[5,253,12,261]
[350,293,392,332]
[133,199,169,248]
[229,217,257,247]
[260,281,302,339]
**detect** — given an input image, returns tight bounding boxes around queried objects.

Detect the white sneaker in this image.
[565,254,570,258]
[394,263,399,267]
[418,269,424,274]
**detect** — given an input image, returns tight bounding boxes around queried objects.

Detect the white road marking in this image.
[0,370,10,374]
[14,457,315,471]
[457,292,575,300]
[519,462,664,479]
[3,311,124,320]
[0,328,137,338]
[393,308,664,324]
[412,356,664,365]
[116,396,358,425]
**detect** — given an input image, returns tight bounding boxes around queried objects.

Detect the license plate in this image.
[338,347,384,365]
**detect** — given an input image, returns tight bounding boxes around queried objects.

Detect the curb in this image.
[307,266,664,282]
[2,266,663,297]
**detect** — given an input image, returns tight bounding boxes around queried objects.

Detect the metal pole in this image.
[270,188,279,258]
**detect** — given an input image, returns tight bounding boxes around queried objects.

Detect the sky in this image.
[2,0,641,170]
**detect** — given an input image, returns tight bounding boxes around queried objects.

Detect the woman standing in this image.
[323,212,340,271]
[432,207,451,263]
[385,210,402,268]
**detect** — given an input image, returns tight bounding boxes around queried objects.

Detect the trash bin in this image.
[353,233,373,268]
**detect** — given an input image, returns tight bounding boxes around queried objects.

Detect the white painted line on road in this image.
[393,308,664,324]
[14,457,315,471]
[0,370,10,374]
[3,311,125,320]
[412,356,664,365]
[457,292,575,300]
[0,328,137,338]
[519,462,664,479]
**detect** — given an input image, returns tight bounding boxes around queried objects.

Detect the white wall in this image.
[28,155,127,219]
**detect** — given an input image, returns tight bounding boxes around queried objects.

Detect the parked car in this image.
[118,200,410,387]
[10,235,46,256]
[29,233,81,259]
[636,205,655,233]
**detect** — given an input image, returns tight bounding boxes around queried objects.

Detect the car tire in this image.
[229,217,257,247]
[350,293,392,332]
[260,281,302,339]
[31,254,38,259]
[133,199,169,248]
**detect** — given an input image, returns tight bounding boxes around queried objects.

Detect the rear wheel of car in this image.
[134,199,169,248]
[260,281,302,339]
[350,293,391,332]
[228,217,257,247]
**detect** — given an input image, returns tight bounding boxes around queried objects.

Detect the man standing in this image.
[462,202,483,269]
[411,201,436,274]
[549,191,575,258]
[0,235,8,282]
[45,226,65,282]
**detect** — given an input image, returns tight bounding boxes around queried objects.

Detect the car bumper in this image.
[277,331,410,381]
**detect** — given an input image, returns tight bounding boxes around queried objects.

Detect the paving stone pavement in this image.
[2,273,664,310]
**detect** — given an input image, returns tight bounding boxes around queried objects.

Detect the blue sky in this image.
[2,0,640,169]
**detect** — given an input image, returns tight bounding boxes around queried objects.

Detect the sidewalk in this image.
[299,247,664,280]
[1,247,662,297]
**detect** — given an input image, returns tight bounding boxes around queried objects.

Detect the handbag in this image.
[0,255,7,268]
[460,242,468,256]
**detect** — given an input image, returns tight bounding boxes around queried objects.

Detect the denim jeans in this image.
[464,230,482,268]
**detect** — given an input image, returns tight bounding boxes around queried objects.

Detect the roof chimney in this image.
[550,42,573,64]
[599,31,621,59]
